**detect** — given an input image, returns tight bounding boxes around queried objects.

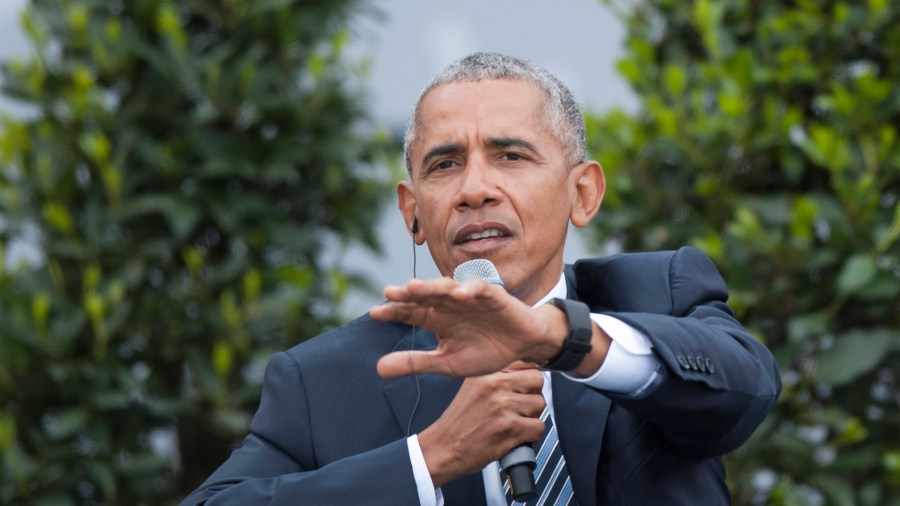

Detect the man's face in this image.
[400,79,601,304]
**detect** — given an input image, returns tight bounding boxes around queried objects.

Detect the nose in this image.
[456,156,502,210]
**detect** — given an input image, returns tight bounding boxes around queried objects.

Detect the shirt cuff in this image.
[564,314,662,397]
[407,435,444,506]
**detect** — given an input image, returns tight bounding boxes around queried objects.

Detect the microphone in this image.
[452,259,538,502]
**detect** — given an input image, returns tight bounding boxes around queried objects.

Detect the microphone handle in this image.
[500,445,537,500]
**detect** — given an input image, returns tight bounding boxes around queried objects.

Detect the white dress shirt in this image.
[408,274,663,506]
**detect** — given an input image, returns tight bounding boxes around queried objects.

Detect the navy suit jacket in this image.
[182,247,781,505]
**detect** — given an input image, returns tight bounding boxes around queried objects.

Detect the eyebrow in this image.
[487,137,540,155]
[420,143,463,170]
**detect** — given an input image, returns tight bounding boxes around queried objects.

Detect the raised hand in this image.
[370,277,567,378]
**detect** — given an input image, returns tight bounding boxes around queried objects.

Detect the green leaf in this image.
[0,412,16,453]
[808,474,855,506]
[662,64,687,97]
[92,390,131,410]
[44,408,88,440]
[119,194,201,240]
[858,275,900,302]
[787,312,828,343]
[118,452,169,476]
[836,254,878,295]
[89,460,117,500]
[42,202,75,235]
[212,408,250,434]
[212,341,234,378]
[616,58,641,83]
[837,417,868,445]
[813,328,895,386]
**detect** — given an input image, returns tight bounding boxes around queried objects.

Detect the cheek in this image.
[413,192,444,230]
[418,209,450,245]
[517,182,571,220]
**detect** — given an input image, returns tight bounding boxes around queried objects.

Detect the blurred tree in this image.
[591,0,899,504]
[0,0,390,503]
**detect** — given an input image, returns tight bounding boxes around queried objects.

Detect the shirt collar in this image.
[533,272,567,308]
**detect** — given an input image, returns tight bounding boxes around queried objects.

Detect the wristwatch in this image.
[540,298,593,372]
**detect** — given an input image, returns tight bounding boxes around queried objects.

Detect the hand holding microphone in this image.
[371,258,585,498]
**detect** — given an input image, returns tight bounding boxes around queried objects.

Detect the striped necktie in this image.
[504,406,577,506]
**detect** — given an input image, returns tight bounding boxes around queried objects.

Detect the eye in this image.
[424,159,458,175]
[498,152,528,162]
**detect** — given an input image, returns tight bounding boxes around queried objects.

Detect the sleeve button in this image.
[696,356,707,373]
[687,356,698,370]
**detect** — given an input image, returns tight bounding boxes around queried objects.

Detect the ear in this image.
[397,180,425,245]
[569,160,605,228]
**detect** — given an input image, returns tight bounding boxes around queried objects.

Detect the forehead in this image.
[417,78,547,125]
[410,79,557,157]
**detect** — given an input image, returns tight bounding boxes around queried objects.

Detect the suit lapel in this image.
[382,328,487,505]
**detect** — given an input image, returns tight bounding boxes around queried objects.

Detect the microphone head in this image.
[453,259,504,286]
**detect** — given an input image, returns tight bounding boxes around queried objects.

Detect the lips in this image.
[463,228,505,241]
[453,223,512,245]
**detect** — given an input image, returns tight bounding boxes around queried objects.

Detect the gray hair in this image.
[402,52,586,177]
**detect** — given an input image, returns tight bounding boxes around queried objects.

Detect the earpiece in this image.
[411,217,419,235]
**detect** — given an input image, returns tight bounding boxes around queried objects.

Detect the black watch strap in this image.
[540,298,593,372]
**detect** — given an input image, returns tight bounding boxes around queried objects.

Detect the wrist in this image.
[570,321,611,378]
[538,298,593,372]
[529,303,570,364]
[418,426,460,488]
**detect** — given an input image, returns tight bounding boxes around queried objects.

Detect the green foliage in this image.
[0,0,389,503]
[593,0,900,503]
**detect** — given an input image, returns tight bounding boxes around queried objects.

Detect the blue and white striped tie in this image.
[504,407,577,506]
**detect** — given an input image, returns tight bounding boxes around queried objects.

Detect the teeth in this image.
[465,229,504,241]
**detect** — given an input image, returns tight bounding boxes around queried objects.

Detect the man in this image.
[182,52,781,505]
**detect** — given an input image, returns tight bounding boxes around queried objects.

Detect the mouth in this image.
[453,224,512,247]
[462,228,506,242]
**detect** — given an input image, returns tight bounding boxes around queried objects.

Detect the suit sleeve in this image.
[180,351,422,506]
[597,247,781,457]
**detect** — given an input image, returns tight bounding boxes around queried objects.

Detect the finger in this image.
[376,350,446,378]
[381,279,510,322]
[498,368,544,394]
[382,279,440,302]
[463,277,514,298]
[368,303,393,322]
[406,277,458,297]
[519,415,547,444]
[369,301,430,325]
[401,277,505,306]
[381,281,477,319]
[384,277,459,302]
[406,280,497,314]
[513,392,547,419]
[369,303,418,325]
[380,283,411,302]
